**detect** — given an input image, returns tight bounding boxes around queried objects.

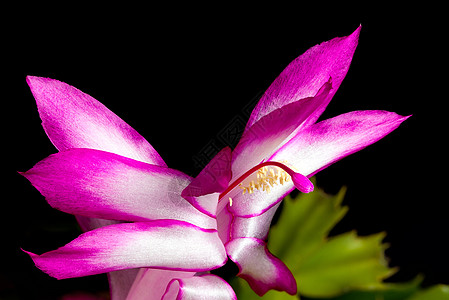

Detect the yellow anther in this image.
[237,165,292,196]
[229,197,233,206]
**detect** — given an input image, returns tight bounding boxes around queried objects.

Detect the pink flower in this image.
[20,76,235,299]
[181,25,409,296]
[20,25,409,299]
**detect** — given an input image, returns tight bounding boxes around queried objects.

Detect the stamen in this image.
[219,161,313,205]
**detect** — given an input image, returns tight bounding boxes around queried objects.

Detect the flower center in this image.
[240,164,291,195]
[218,161,313,208]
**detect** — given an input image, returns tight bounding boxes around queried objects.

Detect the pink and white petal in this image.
[108,269,140,300]
[183,147,232,197]
[270,110,411,176]
[76,216,136,299]
[26,76,165,166]
[21,148,215,229]
[232,82,332,179]
[182,147,232,217]
[162,274,237,300]
[245,26,361,131]
[225,237,296,296]
[216,205,233,244]
[126,269,194,300]
[187,193,221,219]
[23,220,227,279]
[26,76,170,296]
[230,202,281,240]
[226,179,294,218]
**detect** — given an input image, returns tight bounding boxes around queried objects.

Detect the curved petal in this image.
[20,148,216,229]
[75,217,139,300]
[225,237,296,296]
[25,76,168,298]
[162,274,237,300]
[232,81,332,179]
[26,76,165,166]
[108,269,140,300]
[270,110,411,176]
[126,269,194,300]
[230,202,281,241]
[245,26,361,131]
[23,220,227,279]
[217,205,233,244]
[182,147,232,217]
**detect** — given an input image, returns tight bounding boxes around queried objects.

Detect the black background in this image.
[4,3,447,299]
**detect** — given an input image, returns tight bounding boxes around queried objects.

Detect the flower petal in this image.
[217,205,233,244]
[126,269,194,300]
[23,220,227,279]
[21,148,215,229]
[225,237,296,296]
[75,216,138,300]
[26,76,165,166]
[108,269,140,300]
[230,202,281,241]
[245,26,361,131]
[182,147,232,217]
[226,180,293,218]
[26,77,172,294]
[232,81,332,179]
[270,110,411,176]
[162,274,237,300]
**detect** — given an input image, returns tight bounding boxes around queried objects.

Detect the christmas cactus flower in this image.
[20,76,234,299]
[181,25,409,296]
[20,25,409,299]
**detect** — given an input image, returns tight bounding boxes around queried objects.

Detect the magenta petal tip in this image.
[21,248,35,257]
[225,237,297,296]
